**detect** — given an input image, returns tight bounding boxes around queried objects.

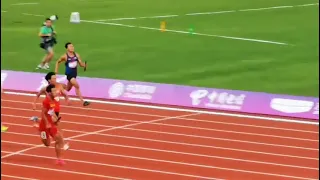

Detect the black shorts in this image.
[66,74,77,81]
[40,42,54,52]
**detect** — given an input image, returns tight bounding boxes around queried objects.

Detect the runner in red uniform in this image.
[39,84,67,165]
[32,72,69,110]
[31,72,69,140]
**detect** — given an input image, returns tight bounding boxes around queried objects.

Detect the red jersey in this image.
[38,96,59,138]
[41,96,60,125]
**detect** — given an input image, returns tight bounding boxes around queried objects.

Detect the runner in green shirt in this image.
[37,18,57,70]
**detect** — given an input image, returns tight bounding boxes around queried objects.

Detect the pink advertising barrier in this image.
[1,70,318,120]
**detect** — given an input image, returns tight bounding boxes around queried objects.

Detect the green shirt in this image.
[40,26,54,35]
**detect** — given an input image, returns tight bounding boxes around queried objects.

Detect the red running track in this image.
[1,93,319,180]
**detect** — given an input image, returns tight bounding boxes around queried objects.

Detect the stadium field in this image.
[1,0,319,96]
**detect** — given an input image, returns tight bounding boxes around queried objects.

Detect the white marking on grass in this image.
[96,15,179,21]
[21,13,44,17]
[186,10,235,16]
[81,19,289,45]
[238,6,294,12]
[96,3,319,21]
[11,3,39,6]
[297,3,319,7]
[3,91,319,125]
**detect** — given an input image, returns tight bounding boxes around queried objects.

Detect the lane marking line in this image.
[2,150,317,180]
[4,130,319,162]
[1,174,39,180]
[3,99,318,133]
[2,106,318,142]
[1,162,130,180]
[1,109,198,159]
[2,136,318,170]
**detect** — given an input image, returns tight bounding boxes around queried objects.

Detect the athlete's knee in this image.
[66,83,72,91]
[54,133,63,143]
[61,84,67,90]
[70,79,79,89]
[42,139,50,146]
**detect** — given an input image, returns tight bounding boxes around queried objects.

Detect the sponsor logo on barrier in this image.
[1,70,318,120]
[108,82,156,100]
[270,98,314,114]
[190,90,245,110]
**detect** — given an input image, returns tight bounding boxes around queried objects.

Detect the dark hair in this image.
[45,72,56,82]
[65,42,72,49]
[45,18,51,21]
[46,84,55,93]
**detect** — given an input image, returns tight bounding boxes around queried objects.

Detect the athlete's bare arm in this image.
[32,87,46,110]
[60,87,70,104]
[55,55,67,74]
[76,53,86,67]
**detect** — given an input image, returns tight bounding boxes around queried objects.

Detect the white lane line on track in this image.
[1,174,39,180]
[1,110,199,159]
[1,162,130,180]
[2,112,319,151]
[2,106,318,142]
[2,99,319,134]
[2,135,318,171]
[3,91,319,125]
[1,150,224,180]
[1,149,317,180]
[3,121,318,161]
[4,129,319,165]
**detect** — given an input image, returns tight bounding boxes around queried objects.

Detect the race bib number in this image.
[40,131,47,139]
[68,61,78,68]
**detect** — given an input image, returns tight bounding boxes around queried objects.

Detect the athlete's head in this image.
[46,84,57,98]
[45,72,57,85]
[65,42,74,52]
[45,18,52,27]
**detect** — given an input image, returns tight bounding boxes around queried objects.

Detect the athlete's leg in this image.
[52,130,66,165]
[55,122,69,150]
[69,78,90,106]
[40,130,51,146]
[66,81,73,92]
